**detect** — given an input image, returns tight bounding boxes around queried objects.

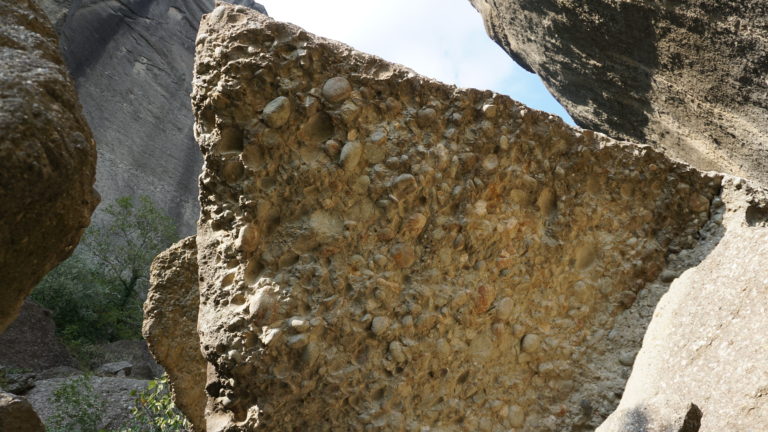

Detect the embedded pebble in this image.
[371,316,390,336]
[262,96,291,128]
[416,107,437,127]
[340,141,363,170]
[521,334,542,353]
[322,76,352,103]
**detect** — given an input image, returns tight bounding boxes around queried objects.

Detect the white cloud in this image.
[259,0,574,123]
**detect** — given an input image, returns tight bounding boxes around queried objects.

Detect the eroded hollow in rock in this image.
[146,4,728,431]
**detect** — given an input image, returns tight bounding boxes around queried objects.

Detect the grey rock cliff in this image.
[469,0,768,186]
[0,0,98,332]
[146,5,738,430]
[37,0,266,234]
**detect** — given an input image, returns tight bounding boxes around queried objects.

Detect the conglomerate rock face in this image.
[469,0,768,186]
[35,0,266,234]
[0,0,98,332]
[144,5,727,430]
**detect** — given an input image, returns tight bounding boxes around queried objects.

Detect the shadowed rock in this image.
[0,0,98,332]
[469,0,768,186]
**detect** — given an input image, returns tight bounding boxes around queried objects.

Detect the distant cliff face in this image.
[0,0,98,332]
[470,0,768,186]
[38,0,266,234]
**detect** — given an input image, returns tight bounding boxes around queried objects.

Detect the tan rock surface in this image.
[144,236,206,430]
[0,0,99,332]
[143,5,729,430]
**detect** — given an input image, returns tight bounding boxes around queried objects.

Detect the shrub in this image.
[47,375,104,432]
[121,375,192,432]
[31,196,177,346]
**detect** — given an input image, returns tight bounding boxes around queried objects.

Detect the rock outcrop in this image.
[0,391,45,432]
[145,5,733,430]
[598,178,768,432]
[0,301,76,371]
[0,0,98,332]
[36,0,265,234]
[26,375,149,430]
[144,236,207,430]
[469,0,768,186]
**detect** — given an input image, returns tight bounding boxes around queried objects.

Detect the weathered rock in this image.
[469,0,768,186]
[91,340,163,380]
[26,376,149,430]
[0,0,99,332]
[144,236,206,430]
[35,0,266,234]
[145,6,729,430]
[96,361,133,378]
[598,179,768,432]
[0,301,76,371]
[0,391,44,432]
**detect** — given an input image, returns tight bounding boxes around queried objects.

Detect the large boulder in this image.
[36,0,265,234]
[145,5,733,430]
[26,375,149,430]
[0,0,99,332]
[0,301,76,371]
[0,391,45,432]
[144,236,206,430]
[469,0,768,186]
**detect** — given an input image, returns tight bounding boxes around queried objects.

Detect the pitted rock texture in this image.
[598,179,768,432]
[158,5,725,430]
[144,236,207,430]
[0,0,98,332]
[37,0,266,234]
[469,0,768,186]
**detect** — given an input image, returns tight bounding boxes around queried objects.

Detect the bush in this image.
[46,375,191,432]
[121,375,192,432]
[32,196,177,346]
[47,375,104,432]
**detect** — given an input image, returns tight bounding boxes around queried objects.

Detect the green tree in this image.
[32,196,177,345]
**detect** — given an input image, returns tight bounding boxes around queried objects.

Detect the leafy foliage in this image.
[120,375,192,432]
[46,375,191,432]
[47,375,104,432]
[31,196,177,345]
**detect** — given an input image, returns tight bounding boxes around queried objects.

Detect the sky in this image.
[258,0,575,124]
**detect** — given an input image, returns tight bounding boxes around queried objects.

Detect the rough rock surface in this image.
[144,236,206,430]
[469,0,768,186]
[598,178,768,432]
[145,6,729,430]
[36,0,265,234]
[92,340,164,380]
[0,301,76,371]
[0,391,45,432]
[0,0,98,332]
[26,376,149,430]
